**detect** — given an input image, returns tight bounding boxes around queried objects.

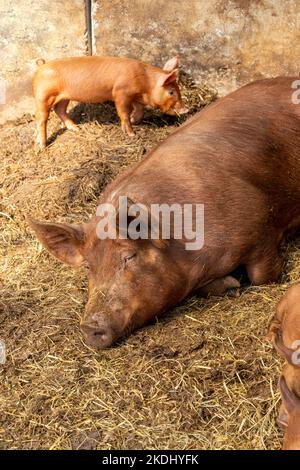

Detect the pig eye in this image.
[124,253,136,266]
[168,89,175,96]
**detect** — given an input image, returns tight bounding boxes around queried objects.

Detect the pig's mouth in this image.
[165,105,189,116]
[164,107,177,116]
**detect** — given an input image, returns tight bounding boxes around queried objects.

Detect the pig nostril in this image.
[93,329,106,337]
[81,320,113,348]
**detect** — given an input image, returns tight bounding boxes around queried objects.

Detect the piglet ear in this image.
[279,375,300,414]
[27,217,85,266]
[163,56,180,72]
[157,69,179,88]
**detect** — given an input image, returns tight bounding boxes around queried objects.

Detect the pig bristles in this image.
[1,75,288,450]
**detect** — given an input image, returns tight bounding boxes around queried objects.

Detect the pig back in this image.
[101,77,300,284]
[113,77,300,234]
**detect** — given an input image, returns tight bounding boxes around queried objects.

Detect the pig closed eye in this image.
[124,253,136,266]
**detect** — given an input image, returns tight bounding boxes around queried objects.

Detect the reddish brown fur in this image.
[268,284,300,450]
[32,55,187,149]
[29,77,300,350]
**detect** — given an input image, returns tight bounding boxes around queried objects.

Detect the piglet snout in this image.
[174,102,189,115]
[177,106,189,115]
[166,103,189,116]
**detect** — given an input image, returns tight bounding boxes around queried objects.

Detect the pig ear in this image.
[279,375,300,414]
[27,217,85,266]
[163,56,180,72]
[157,69,179,88]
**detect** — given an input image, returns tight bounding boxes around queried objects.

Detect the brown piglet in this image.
[267,284,300,449]
[32,55,188,149]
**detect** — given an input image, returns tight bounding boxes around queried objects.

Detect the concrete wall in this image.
[2,0,300,123]
[93,0,300,96]
[0,0,87,124]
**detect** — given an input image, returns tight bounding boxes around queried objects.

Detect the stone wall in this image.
[93,0,300,96]
[0,0,87,124]
[2,0,300,123]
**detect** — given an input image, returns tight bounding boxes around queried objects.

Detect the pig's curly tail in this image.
[36,58,46,66]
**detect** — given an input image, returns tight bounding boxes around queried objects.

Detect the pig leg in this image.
[114,96,135,137]
[35,104,50,150]
[246,248,283,285]
[54,100,78,131]
[130,102,145,125]
[199,275,240,297]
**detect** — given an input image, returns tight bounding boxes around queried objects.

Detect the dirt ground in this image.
[0,77,296,450]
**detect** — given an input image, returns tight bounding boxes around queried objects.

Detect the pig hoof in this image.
[122,129,135,137]
[227,287,240,298]
[121,123,135,137]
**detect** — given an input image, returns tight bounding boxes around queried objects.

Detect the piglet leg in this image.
[114,95,135,137]
[54,99,78,131]
[35,104,50,150]
[130,102,145,124]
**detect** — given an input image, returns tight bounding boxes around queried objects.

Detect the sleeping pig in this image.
[29,77,300,350]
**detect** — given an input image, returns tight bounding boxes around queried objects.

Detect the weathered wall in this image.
[93,0,300,96]
[0,0,87,124]
[2,0,300,124]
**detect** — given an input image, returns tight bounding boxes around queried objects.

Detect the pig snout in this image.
[166,103,189,116]
[174,102,189,115]
[81,315,115,349]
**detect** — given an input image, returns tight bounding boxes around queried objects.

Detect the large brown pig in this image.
[29,77,300,349]
[33,55,187,149]
[267,284,300,450]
